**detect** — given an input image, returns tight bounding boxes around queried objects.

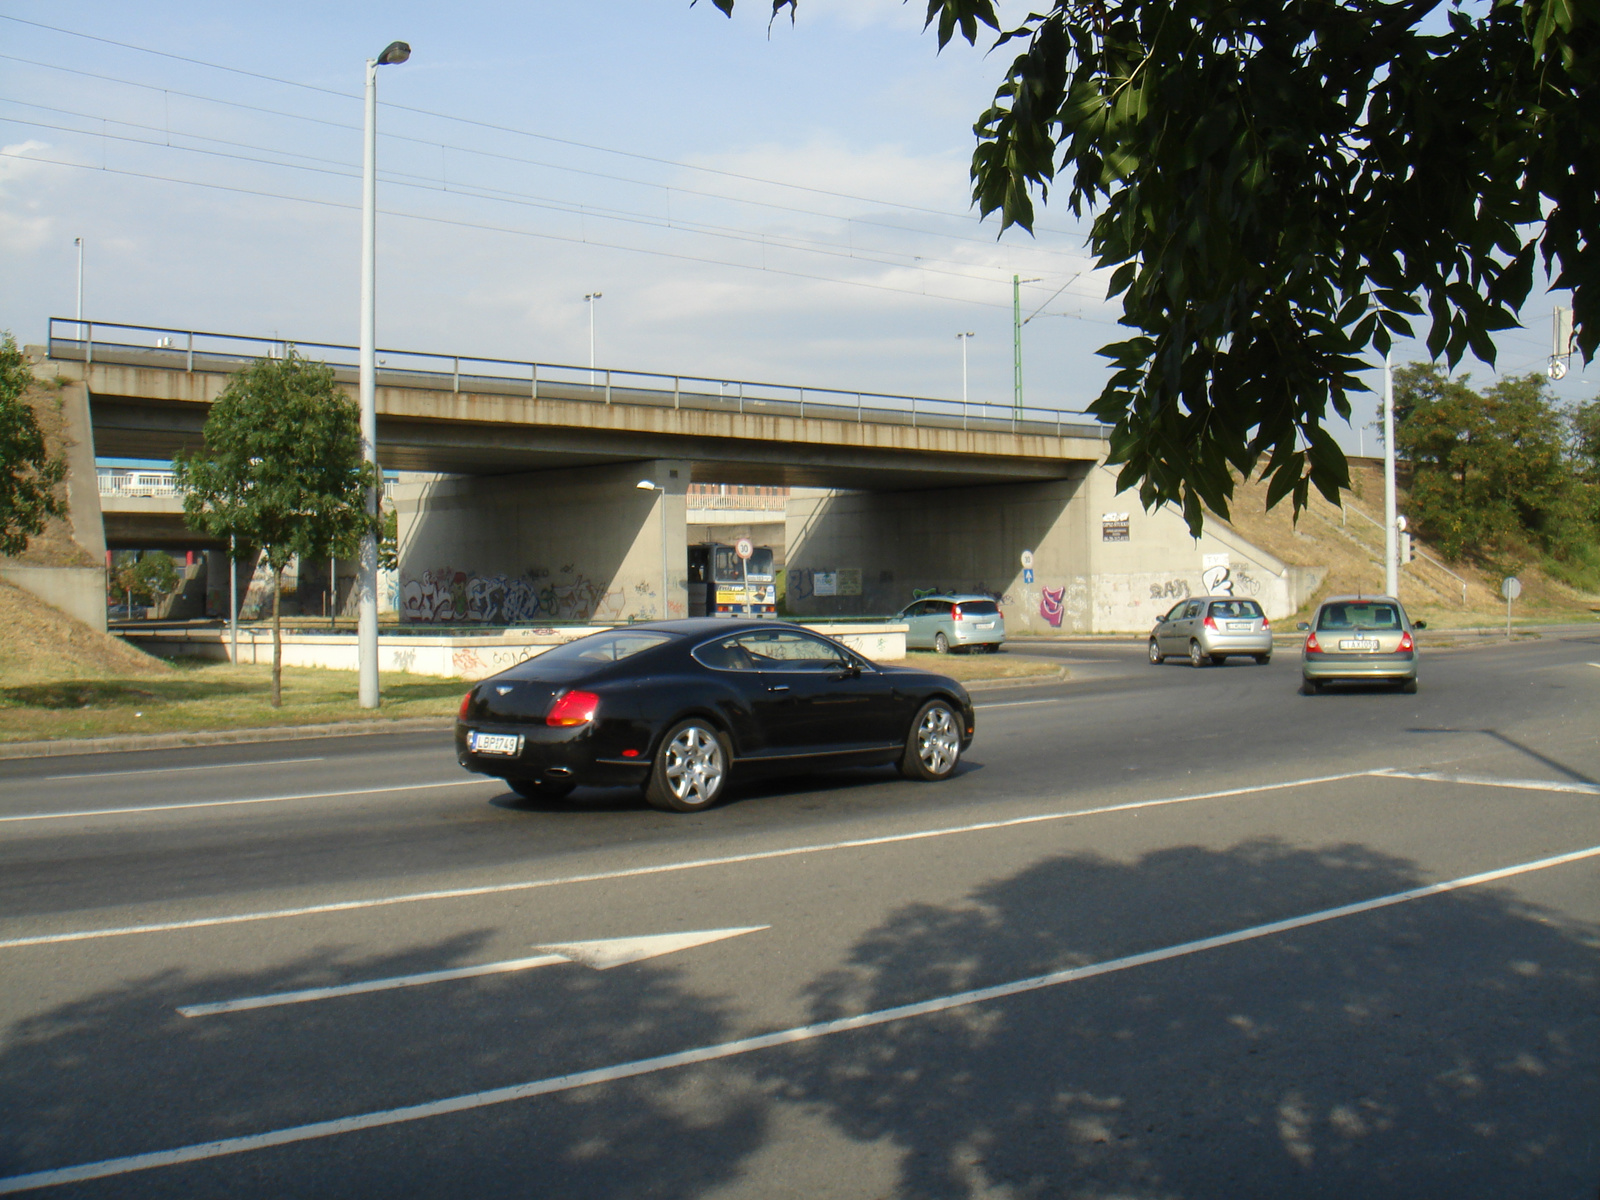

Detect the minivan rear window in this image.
[958,600,1000,616]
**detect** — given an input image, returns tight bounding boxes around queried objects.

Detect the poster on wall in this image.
[836,568,862,596]
[1101,512,1130,541]
[813,571,838,597]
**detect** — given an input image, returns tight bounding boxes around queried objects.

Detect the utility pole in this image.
[586,292,603,386]
[74,237,84,324]
[1383,353,1398,598]
[1012,276,1022,415]
[956,331,974,407]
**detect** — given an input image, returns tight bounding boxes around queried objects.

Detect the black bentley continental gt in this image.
[455,618,975,812]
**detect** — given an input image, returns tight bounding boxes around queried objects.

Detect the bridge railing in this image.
[49,318,1110,441]
[97,466,395,502]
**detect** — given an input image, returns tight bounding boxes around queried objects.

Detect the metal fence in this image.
[97,467,396,502]
[49,318,1111,441]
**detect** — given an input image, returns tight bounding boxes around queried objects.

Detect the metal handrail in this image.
[47,317,1111,441]
[1344,504,1469,603]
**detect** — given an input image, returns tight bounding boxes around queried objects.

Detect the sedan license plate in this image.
[469,732,522,756]
[1227,621,1252,631]
[975,622,995,630]
[1338,638,1380,651]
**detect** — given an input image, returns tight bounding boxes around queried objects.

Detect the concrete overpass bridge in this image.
[34,320,1315,633]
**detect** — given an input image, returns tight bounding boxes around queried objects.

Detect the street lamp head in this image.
[636,479,659,491]
[376,41,411,66]
[586,292,603,302]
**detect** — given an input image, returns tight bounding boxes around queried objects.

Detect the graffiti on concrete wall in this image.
[401,566,625,623]
[1039,585,1066,628]
[1147,578,1191,602]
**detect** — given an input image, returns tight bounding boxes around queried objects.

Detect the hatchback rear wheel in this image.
[1189,640,1206,668]
[645,719,730,812]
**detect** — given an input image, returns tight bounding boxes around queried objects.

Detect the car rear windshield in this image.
[531,630,675,665]
[958,600,1000,616]
[1208,600,1262,619]
[1316,602,1402,632]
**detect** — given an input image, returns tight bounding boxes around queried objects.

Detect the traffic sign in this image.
[735,537,753,560]
[1023,568,1034,585]
[1020,550,1034,569]
[1501,576,1521,601]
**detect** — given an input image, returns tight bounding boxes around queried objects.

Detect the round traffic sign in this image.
[1501,576,1521,601]
[735,537,753,560]
[1020,550,1034,570]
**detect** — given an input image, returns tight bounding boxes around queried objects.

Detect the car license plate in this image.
[1338,638,1379,651]
[469,732,522,756]
[1227,621,1251,631]
[976,622,995,629]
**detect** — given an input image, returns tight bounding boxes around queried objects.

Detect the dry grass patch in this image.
[901,650,1062,682]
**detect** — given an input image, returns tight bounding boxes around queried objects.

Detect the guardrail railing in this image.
[97,467,396,502]
[1346,505,1469,604]
[49,318,1111,441]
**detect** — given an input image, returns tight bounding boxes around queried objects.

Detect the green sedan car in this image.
[1298,595,1425,694]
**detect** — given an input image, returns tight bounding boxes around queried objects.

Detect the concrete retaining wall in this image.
[121,623,908,679]
[0,565,108,630]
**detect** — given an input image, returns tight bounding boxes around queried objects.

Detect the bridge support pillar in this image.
[394,460,688,625]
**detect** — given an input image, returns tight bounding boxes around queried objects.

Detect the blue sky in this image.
[0,0,1587,466]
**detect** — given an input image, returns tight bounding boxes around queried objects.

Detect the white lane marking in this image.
[44,757,326,781]
[977,699,1063,710]
[9,842,1596,1195]
[1374,769,1600,797]
[0,771,1371,950]
[177,955,566,1017]
[177,927,768,1017]
[0,779,484,824]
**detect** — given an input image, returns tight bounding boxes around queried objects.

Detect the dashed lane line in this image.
[5,841,1596,1194]
[0,778,484,824]
[43,757,326,781]
[0,770,1372,950]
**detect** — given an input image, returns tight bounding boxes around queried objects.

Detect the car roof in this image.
[613,618,813,637]
[1315,595,1402,605]
[905,593,996,602]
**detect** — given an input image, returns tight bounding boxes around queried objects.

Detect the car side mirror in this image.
[1296,622,1310,631]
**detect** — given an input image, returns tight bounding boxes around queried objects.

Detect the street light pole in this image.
[74,237,83,325]
[358,39,410,711]
[586,292,602,386]
[1383,352,1398,598]
[636,479,669,620]
[1012,275,1040,415]
[956,331,974,407]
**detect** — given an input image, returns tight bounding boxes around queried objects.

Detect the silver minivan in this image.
[1149,595,1273,666]
[895,594,1006,653]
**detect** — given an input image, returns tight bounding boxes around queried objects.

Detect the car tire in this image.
[1254,654,1271,665]
[1399,678,1419,694]
[645,719,731,813]
[508,778,575,804]
[1148,639,1164,665]
[934,632,950,655]
[1189,640,1206,668]
[899,699,962,781]
[1300,678,1322,695]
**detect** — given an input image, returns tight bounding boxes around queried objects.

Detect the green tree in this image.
[109,550,181,612]
[708,1,1596,533]
[1394,363,1586,564]
[173,351,375,706]
[0,332,67,557]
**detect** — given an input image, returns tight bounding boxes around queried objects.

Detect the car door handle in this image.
[767,684,790,693]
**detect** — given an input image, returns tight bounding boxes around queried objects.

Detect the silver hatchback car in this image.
[1149,596,1273,666]
[895,594,1006,654]
[1298,595,1424,694]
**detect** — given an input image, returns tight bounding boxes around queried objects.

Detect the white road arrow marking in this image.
[176,926,768,1018]
[534,926,768,970]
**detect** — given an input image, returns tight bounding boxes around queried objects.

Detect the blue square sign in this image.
[1023,568,1034,584]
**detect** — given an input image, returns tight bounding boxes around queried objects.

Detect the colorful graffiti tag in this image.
[1039,585,1066,628]
[401,567,624,623]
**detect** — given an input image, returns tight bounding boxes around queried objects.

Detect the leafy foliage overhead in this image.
[705,0,1596,533]
[0,333,67,558]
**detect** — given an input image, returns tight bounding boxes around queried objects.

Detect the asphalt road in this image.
[1,633,1597,1198]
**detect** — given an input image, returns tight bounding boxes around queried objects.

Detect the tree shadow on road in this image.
[0,928,762,1198]
[755,839,1600,1199]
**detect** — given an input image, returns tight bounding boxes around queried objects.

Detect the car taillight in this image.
[1261,616,1270,629]
[546,690,600,727]
[952,605,963,621]
[1305,632,1322,654]
[1203,615,1218,631]
[458,692,472,719]
[1399,630,1414,652]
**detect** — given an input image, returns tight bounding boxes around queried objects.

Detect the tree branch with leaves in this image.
[0,333,67,558]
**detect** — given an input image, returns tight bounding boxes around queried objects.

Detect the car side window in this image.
[692,636,756,671]
[735,630,848,669]
[1161,602,1187,622]
[1183,601,1203,619]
